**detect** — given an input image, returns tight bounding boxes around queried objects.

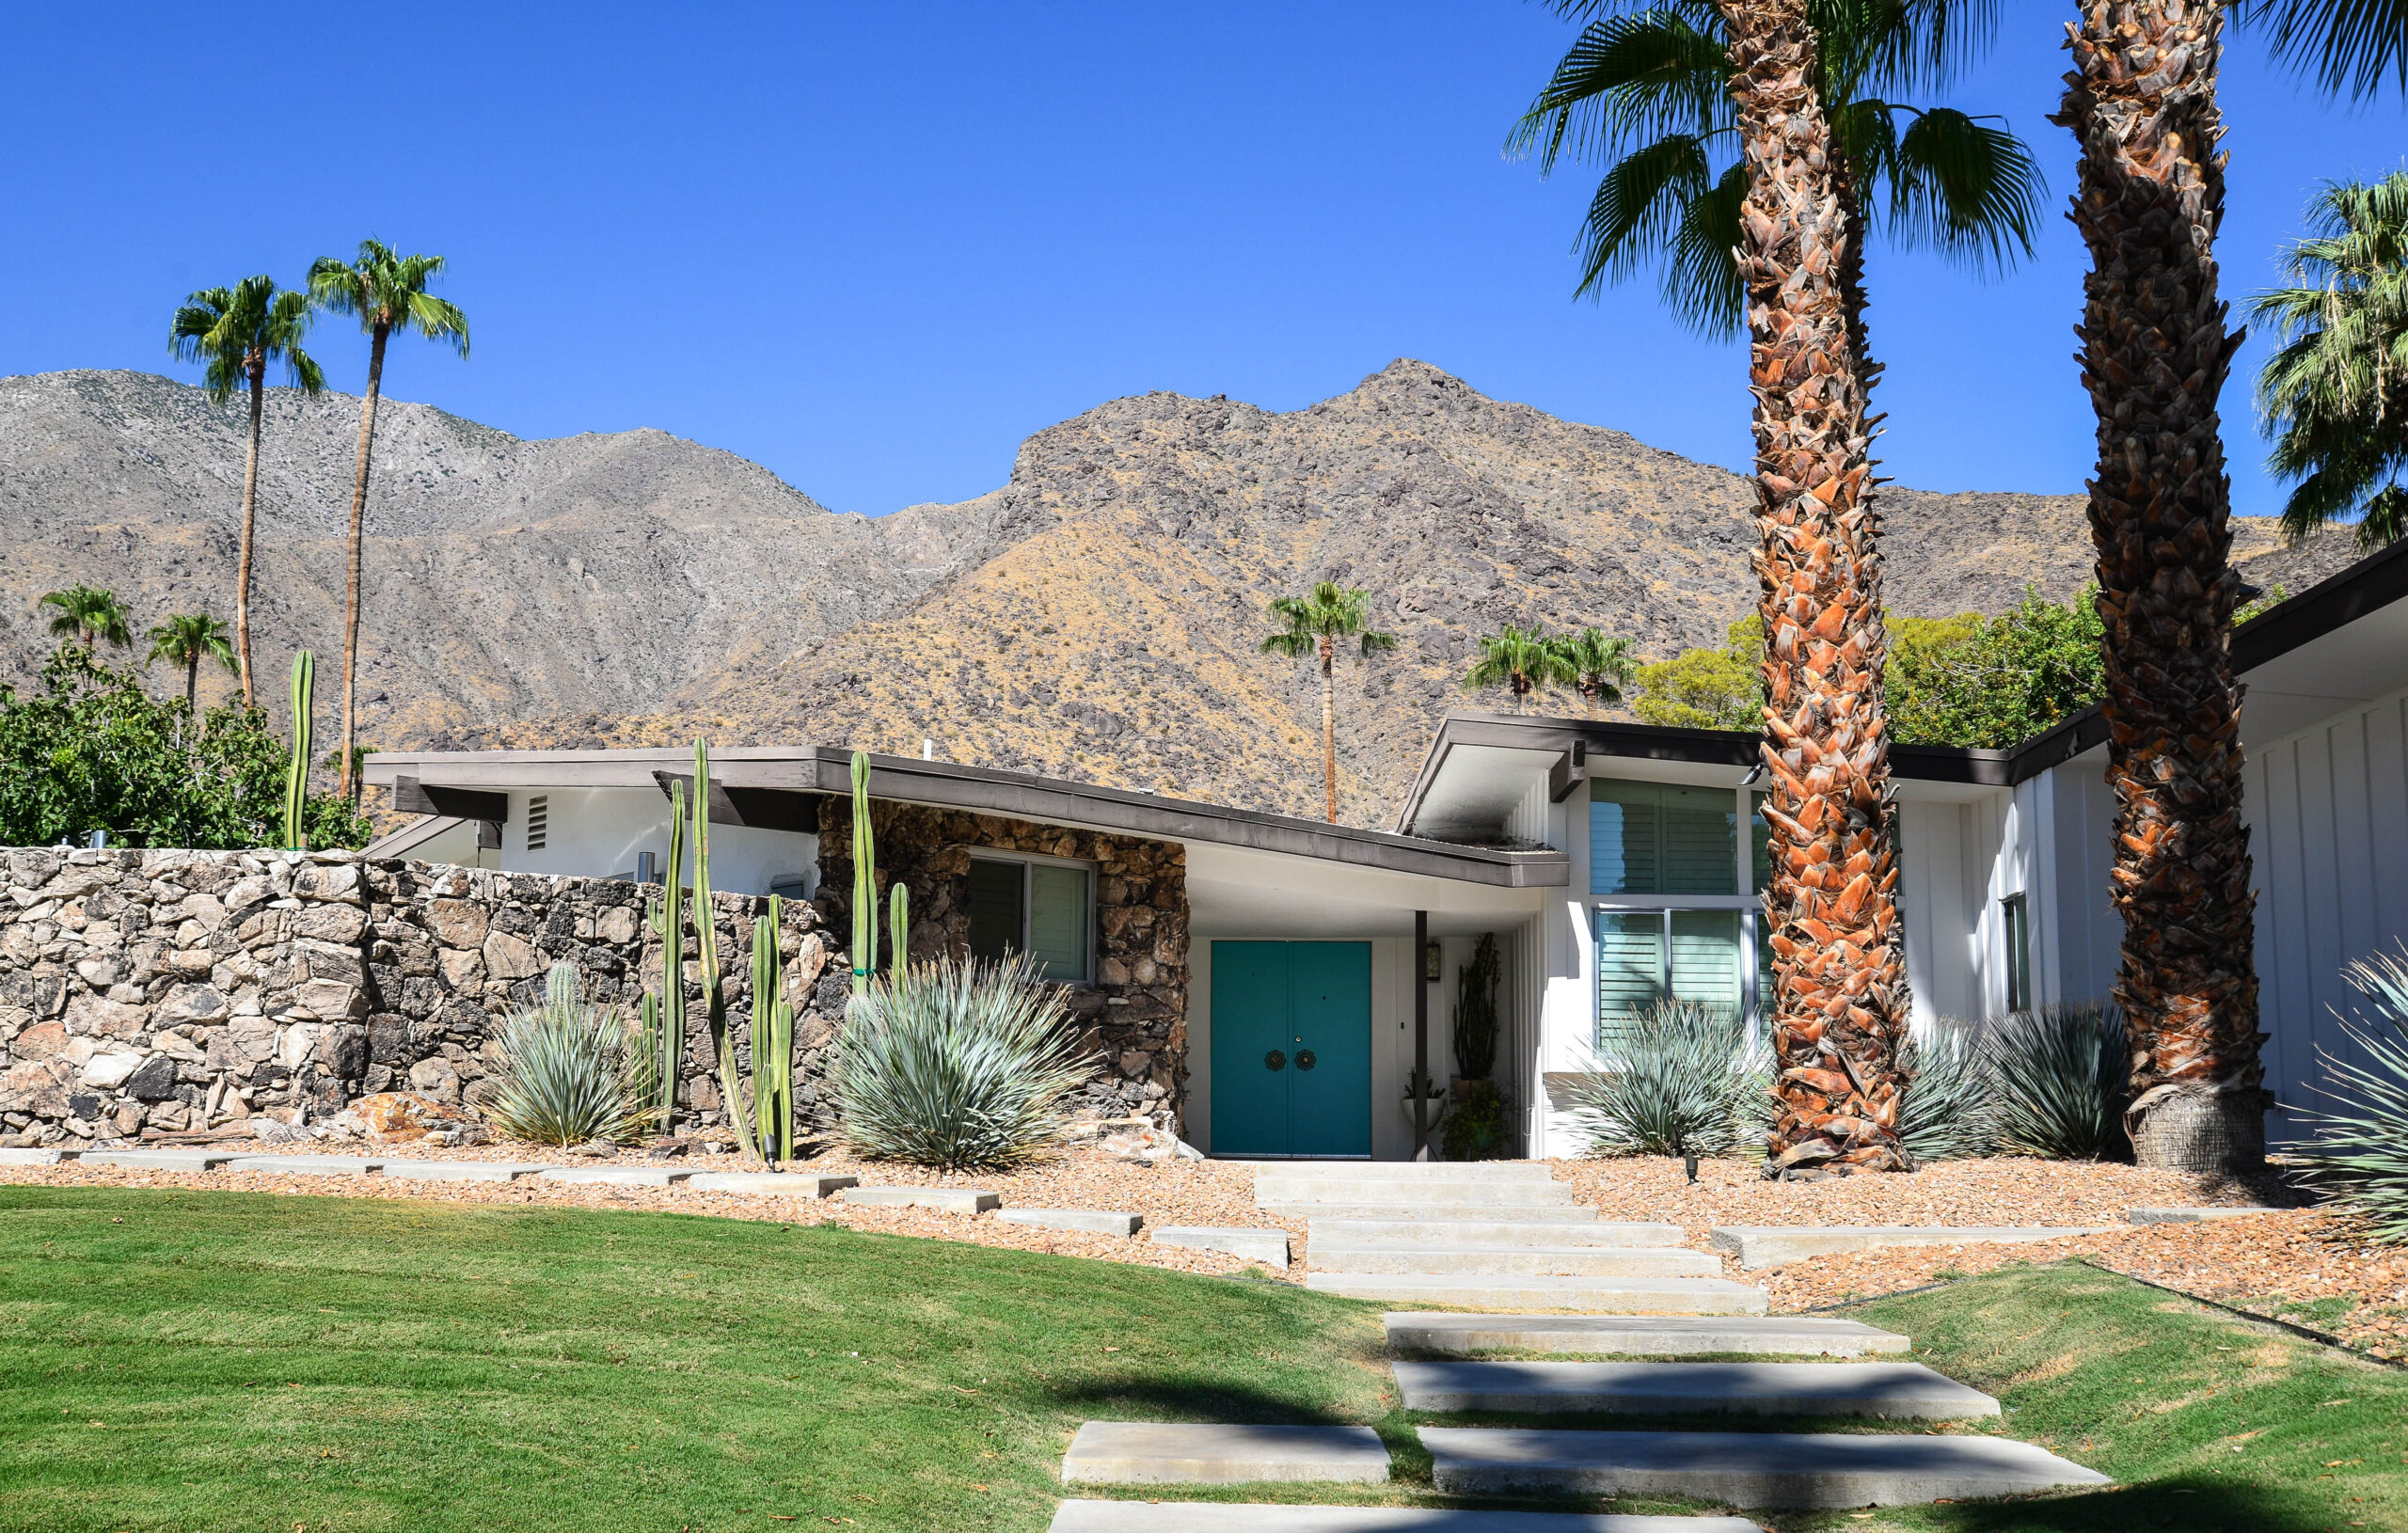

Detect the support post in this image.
[1414,909,1431,1162]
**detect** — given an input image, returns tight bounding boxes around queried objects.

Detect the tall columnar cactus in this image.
[650,785,689,1129]
[850,750,876,998]
[889,882,910,977]
[690,739,761,1162]
[283,650,315,850]
[751,897,794,1162]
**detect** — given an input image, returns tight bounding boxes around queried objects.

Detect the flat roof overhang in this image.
[364,746,1567,889]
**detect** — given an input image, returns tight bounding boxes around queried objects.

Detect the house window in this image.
[965,854,1092,984]
[1590,779,1737,895]
[1594,908,1744,1045]
[2003,893,2032,1013]
[525,795,548,852]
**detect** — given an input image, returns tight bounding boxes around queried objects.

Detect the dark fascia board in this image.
[390,776,509,822]
[363,745,1564,888]
[2231,529,2408,670]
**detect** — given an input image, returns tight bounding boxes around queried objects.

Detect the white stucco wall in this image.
[484,787,818,898]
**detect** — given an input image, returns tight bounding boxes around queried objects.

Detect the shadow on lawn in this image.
[1926,1477,2346,1533]
[1042,1377,1367,1427]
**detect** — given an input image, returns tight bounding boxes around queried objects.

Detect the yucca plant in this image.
[483,963,660,1146]
[1995,1004,2128,1161]
[1899,1021,2002,1162]
[2297,947,2408,1244]
[834,953,1095,1171]
[1569,1002,1763,1158]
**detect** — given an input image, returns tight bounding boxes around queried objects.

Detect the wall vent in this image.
[526,795,549,852]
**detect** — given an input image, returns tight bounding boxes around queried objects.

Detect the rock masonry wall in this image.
[814,800,1190,1133]
[0,848,831,1146]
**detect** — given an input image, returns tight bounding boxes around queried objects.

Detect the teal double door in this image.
[1210,940,1372,1158]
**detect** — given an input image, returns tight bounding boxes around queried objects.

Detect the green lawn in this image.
[2,1185,2403,1533]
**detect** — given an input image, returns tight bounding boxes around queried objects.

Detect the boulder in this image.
[0,1062,66,1116]
[10,1019,67,1060]
[356,1091,450,1140]
[407,1056,462,1104]
[482,931,541,981]
[65,992,147,1040]
[425,899,489,949]
[78,1050,143,1089]
[123,1053,179,1101]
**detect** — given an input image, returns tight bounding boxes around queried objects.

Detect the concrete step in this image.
[1394,1360,1998,1419]
[1419,1427,2111,1507]
[1310,1244,1719,1279]
[377,1160,551,1181]
[75,1149,242,1171]
[1264,1202,1596,1224]
[1231,1161,1560,1181]
[1709,1225,2115,1271]
[1049,1499,1762,1531]
[1060,1422,1389,1485]
[840,1185,999,1214]
[223,1155,384,1176]
[1258,1178,1576,1207]
[1309,1219,1682,1249]
[1384,1313,1910,1358]
[1305,1274,1767,1315]
[534,1165,694,1187]
[2125,1206,2284,1224]
[683,1172,858,1196]
[998,1208,1143,1235]
[1151,1226,1291,1269]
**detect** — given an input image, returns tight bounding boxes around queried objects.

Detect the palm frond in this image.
[1572,133,1718,299]
[1659,161,1749,335]
[1878,106,2046,272]
[1508,9,1730,171]
[2240,0,2408,102]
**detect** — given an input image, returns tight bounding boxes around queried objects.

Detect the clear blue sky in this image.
[4,3,2400,519]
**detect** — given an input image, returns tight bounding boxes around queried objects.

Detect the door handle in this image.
[1264,1050,1287,1071]
[1295,1049,1317,1071]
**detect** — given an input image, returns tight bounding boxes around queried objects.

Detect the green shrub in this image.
[1900,1021,2002,1162]
[1995,1004,2128,1160]
[484,964,661,1146]
[1442,1078,1513,1161]
[1569,1003,1762,1158]
[834,954,1094,1171]
[2298,947,2408,1244]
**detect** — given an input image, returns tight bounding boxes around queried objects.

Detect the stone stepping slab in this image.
[1049,1498,1761,1531]
[998,1208,1143,1235]
[1257,1177,1576,1208]
[1061,1422,1388,1484]
[1385,1313,1910,1358]
[840,1185,1000,1215]
[377,1160,553,1181]
[223,1155,387,1176]
[2125,1206,2284,1224]
[1395,1360,1998,1419]
[0,1147,67,1165]
[1310,1219,1681,1250]
[74,1149,245,1171]
[1264,1202,1597,1224]
[535,1165,695,1187]
[1307,1274,1766,1315]
[1420,1427,2110,1508]
[1311,1245,1717,1279]
[684,1172,858,1196]
[1709,1225,2116,1271]
[1151,1226,1290,1268]
[1231,1161,1560,1181]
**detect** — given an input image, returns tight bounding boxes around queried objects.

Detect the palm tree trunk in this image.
[340,325,388,802]
[1320,637,1338,823]
[2055,0,2262,1173]
[185,656,198,711]
[1721,0,1909,1175]
[236,361,265,708]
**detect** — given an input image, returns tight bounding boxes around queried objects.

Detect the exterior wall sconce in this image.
[1423,940,1442,982]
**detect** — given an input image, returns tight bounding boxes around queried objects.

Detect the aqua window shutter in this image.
[1026,863,1090,983]
[1590,779,1660,894]
[1660,785,1737,894]
[1595,910,1666,1045]
[1670,909,1743,1021]
[965,859,1023,965]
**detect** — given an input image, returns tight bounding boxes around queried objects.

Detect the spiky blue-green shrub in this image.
[1995,1004,2128,1160]
[2299,947,2408,1244]
[1900,1021,2003,1162]
[484,963,659,1146]
[1569,1002,1763,1158]
[835,954,1093,1170]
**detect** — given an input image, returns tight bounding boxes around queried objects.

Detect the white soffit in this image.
[2242,596,2408,748]
[1410,744,1561,841]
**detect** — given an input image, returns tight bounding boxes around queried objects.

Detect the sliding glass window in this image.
[1591,777,1761,1050]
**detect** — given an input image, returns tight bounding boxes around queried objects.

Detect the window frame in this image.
[963,847,1097,987]
[1589,778,1764,1050]
[2002,892,2033,1014]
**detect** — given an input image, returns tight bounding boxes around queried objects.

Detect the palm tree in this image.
[146,612,237,708]
[1557,627,1638,706]
[1510,0,2044,379]
[2244,0,2408,98]
[2252,171,2408,548]
[169,277,325,706]
[1464,624,1576,713]
[1260,581,1397,823]
[40,585,133,651]
[309,240,469,802]
[2052,3,2261,1173]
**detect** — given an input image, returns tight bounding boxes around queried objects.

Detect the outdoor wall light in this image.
[1423,940,1442,981]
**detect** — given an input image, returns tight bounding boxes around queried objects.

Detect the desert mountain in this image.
[1,361,2295,827]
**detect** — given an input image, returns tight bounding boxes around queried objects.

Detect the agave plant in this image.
[483,963,660,1146]
[835,953,1094,1171]
[1568,1002,1763,1158]
[2297,947,2408,1245]
[1898,1021,2002,1162]
[1994,1004,2128,1161]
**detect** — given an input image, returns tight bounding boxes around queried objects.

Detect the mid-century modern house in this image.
[362,537,2408,1161]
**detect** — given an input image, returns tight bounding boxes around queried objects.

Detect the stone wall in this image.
[814,801,1189,1132]
[0,848,831,1147]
